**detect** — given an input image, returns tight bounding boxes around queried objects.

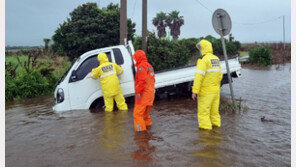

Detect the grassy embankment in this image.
[5,51,71,101]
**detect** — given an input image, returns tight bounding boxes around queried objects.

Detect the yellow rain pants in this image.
[103,94,128,112]
[198,93,221,130]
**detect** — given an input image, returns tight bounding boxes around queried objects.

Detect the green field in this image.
[238,51,249,62]
[5,55,71,76]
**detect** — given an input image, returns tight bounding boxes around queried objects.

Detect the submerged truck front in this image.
[53,43,135,112]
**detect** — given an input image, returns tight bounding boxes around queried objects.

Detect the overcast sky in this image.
[5,0,291,46]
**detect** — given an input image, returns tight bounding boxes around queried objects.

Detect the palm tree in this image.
[152,12,167,38]
[166,11,184,40]
[43,38,50,51]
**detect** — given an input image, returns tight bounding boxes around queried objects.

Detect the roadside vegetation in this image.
[5,50,70,101]
[249,46,272,66]
[240,43,291,66]
[133,33,241,71]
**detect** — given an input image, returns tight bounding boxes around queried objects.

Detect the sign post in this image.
[212,9,237,111]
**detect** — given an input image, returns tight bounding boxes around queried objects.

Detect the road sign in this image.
[212,9,232,36]
[212,9,237,111]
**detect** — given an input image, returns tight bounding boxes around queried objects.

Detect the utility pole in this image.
[142,0,147,53]
[120,0,127,45]
[283,15,285,50]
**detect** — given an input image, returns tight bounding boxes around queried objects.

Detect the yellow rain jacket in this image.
[91,53,124,97]
[192,39,223,95]
[192,39,223,130]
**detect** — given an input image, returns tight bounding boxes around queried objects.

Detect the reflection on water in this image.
[5,64,291,167]
[100,111,128,155]
[133,131,155,163]
[194,129,224,167]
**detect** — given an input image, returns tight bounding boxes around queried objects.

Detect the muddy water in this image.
[6,64,291,167]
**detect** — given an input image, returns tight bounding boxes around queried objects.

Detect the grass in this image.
[5,55,71,77]
[6,56,29,75]
[220,97,248,113]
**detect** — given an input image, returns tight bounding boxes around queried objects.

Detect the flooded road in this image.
[6,64,291,167]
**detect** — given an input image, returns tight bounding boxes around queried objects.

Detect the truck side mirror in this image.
[70,70,78,82]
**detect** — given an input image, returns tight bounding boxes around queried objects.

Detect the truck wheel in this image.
[155,91,169,100]
[185,81,193,97]
[125,96,135,104]
[221,74,233,86]
[90,97,104,110]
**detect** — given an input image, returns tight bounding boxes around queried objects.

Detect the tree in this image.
[233,40,241,51]
[205,35,216,43]
[165,11,184,40]
[227,34,241,51]
[51,3,136,60]
[229,33,234,42]
[43,38,50,51]
[152,12,167,38]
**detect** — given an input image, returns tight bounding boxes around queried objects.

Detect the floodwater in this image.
[6,64,291,167]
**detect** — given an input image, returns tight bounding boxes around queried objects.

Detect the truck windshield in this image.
[57,61,75,85]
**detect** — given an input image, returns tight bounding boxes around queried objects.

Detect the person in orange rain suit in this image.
[192,39,223,130]
[132,50,156,132]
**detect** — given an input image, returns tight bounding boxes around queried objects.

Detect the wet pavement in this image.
[5,64,291,167]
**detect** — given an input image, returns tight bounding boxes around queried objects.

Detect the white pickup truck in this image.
[53,41,241,112]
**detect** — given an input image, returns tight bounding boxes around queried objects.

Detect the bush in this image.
[212,39,238,57]
[133,34,242,71]
[233,40,241,51]
[5,71,17,101]
[249,46,271,66]
[5,67,60,101]
[178,38,199,57]
[133,33,192,71]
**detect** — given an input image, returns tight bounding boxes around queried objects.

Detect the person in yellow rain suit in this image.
[192,39,223,130]
[89,53,128,112]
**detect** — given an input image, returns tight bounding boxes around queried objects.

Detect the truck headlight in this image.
[57,88,64,103]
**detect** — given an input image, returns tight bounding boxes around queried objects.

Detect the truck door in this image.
[67,51,112,109]
[112,48,135,97]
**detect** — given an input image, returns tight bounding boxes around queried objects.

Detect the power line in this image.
[193,0,213,13]
[233,16,282,25]
[191,0,286,44]
[192,0,283,26]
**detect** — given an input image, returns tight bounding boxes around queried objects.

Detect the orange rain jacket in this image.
[132,50,155,106]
